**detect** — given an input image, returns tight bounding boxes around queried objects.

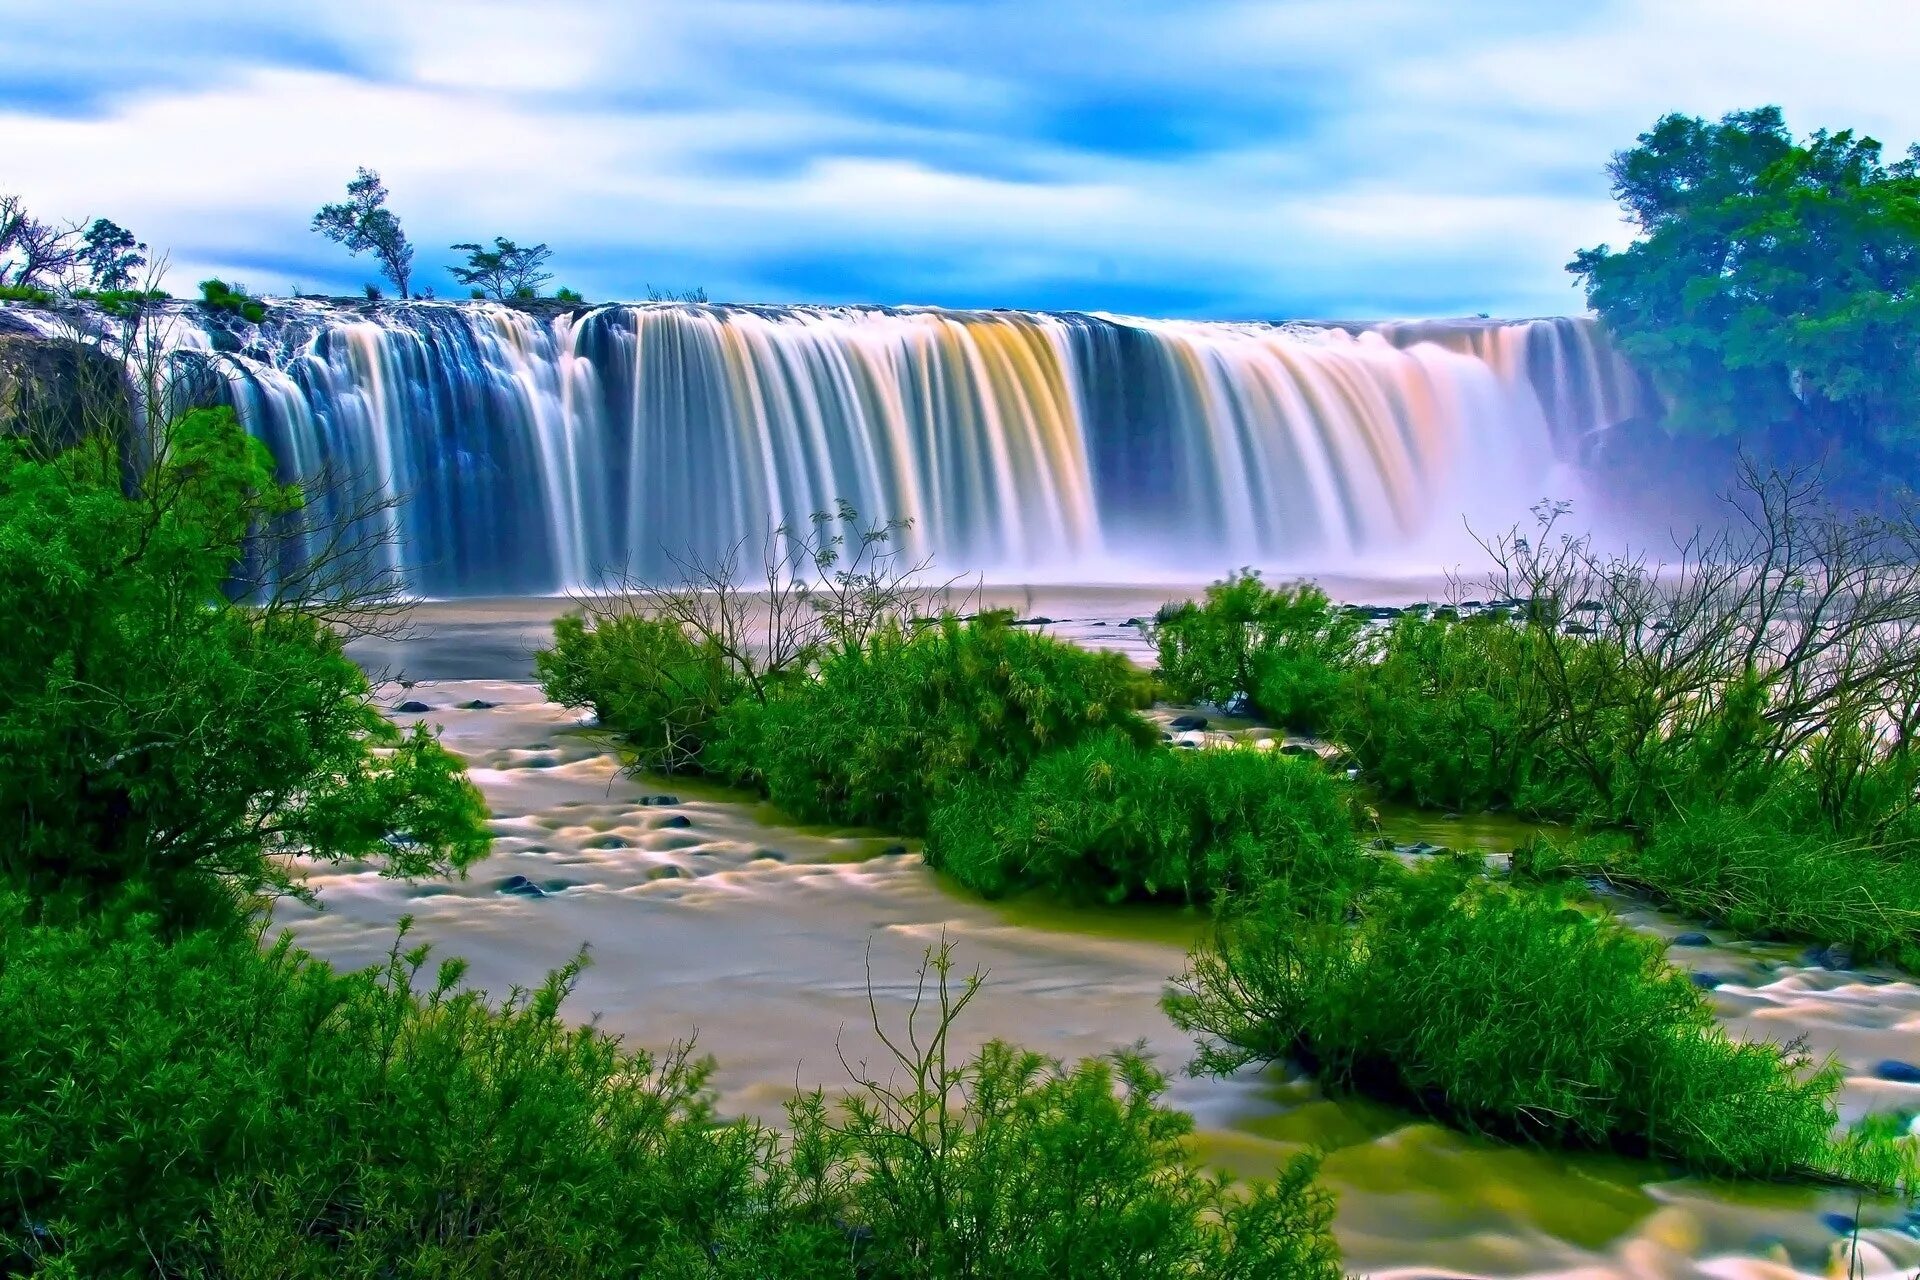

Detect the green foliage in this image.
[0,906,1348,1278]
[70,285,169,316]
[449,237,554,302]
[0,281,53,305]
[1330,612,1568,814]
[785,945,1346,1280]
[1517,798,1920,971]
[313,166,415,298]
[1168,858,1852,1180]
[197,277,267,323]
[77,217,145,291]
[1572,107,1920,469]
[0,408,487,917]
[536,610,746,774]
[553,286,585,304]
[1151,574,1360,732]
[714,612,1155,832]
[927,732,1364,906]
[0,901,845,1278]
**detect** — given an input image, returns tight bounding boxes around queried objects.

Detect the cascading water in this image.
[181,301,1644,595]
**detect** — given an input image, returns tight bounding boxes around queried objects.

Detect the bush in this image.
[1151,574,1360,732]
[784,946,1346,1280]
[1168,858,1853,1180]
[537,611,746,774]
[0,907,1347,1278]
[0,409,487,918]
[1517,800,1920,972]
[927,732,1364,906]
[714,612,1155,832]
[0,900,844,1278]
[0,282,54,305]
[198,277,267,323]
[1329,613,1562,813]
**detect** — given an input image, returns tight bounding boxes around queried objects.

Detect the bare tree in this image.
[1462,460,1920,830]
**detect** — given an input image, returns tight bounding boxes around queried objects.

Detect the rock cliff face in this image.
[0,313,130,446]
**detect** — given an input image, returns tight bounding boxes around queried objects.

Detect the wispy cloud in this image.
[2,0,1915,316]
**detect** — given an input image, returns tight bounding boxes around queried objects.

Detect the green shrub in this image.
[0,905,1347,1278]
[785,946,1346,1280]
[70,286,170,315]
[1330,613,1569,814]
[0,900,844,1278]
[0,410,486,918]
[537,611,746,774]
[1168,859,1851,1180]
[715,612,1155,832]
[198,277,268,323]
[1517,801,1920,971]
[927,732,1364,906]
[1151,574,1360,732]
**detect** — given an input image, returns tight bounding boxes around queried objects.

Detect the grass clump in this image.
[1168,858,1859,1180]
[714,612,1155,833]
[1516,800,1920,971]
[1151,573,1360,733]
[197,277,267,323]
[926,732,1364,906]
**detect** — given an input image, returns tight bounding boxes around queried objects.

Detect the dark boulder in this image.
[1167,714,1208,731]
[497,875,545,898]
[658,814,692,829]
[1671,931,1712,947]
[1872,1059,1920,1083]
[394,700,431,713]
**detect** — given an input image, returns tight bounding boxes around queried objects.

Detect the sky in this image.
[4,0,1918,319]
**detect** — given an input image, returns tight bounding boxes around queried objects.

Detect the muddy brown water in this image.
[277,593,1920,1278]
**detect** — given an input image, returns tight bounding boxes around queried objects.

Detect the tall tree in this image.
[0,196,83,290]
[311,168,415,298]
[449,237,554,300]
[77,218,147,291]
[1571,107,1920,470]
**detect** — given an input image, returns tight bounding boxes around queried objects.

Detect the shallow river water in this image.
[278,593,1920,1279]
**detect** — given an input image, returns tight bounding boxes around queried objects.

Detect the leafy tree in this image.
[312,167,415,298]
[449,237,554,301]
[77,217,146,291]
[1571,107,1920,471]
[0,405,487,919]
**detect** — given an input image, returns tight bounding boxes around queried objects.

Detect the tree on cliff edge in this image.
[1571,107,1920,477]
[312,167,415,298]
[449,237,554,301]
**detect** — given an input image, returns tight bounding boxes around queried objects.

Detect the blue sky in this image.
[4,0,1917,318]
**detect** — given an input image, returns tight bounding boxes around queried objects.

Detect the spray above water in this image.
[205,301,1645,595]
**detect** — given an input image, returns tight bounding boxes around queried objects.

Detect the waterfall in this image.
[185,300,1646,595]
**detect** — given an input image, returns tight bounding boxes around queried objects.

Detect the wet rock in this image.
[1819,1212,1857,1235]
[497,875,545,898]
[1401,841,1445,856]
[1173,731,1205,749]
[1564,624,1596,636]
[1689,972,1722,990]
[1168,714,1208,731]
[881,843,909,856]
[1369,836,1394,850]
[1872,1059,1920,1083]
[458,699,497,710]
[540,879,575,894]
[752,849,789,862]
[658,814,692,829]
[394,700,431,713]
[1090,620,1107,626]
[638,794,680,806]
[1279,743,1315,757]
[1803,943,1855,970]
[1013,616,1054,626]
[646,865,688,881]
[1672,931,1712,946]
